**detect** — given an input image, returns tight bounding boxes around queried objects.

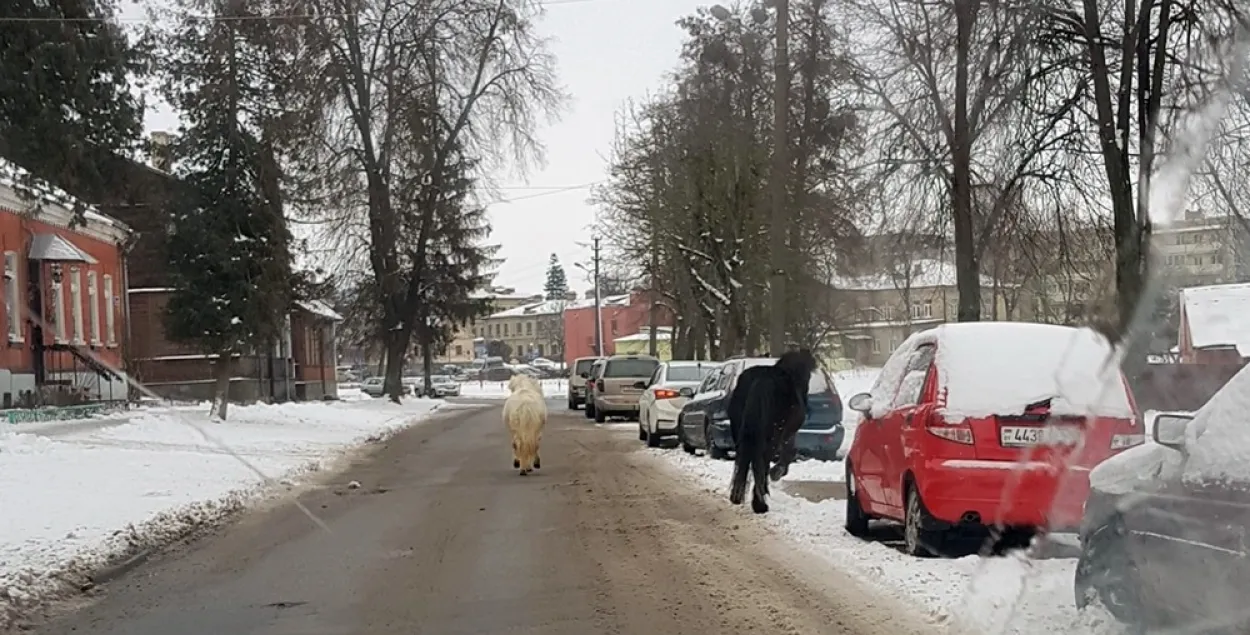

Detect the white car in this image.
[638,361,722,447]
[361,376,385,398]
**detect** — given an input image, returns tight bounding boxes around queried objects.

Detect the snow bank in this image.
[1174,364,1250,484]
[459,378,568,399]
[0,398,439,629]
[936,323,1133,420]
[648,449,1113,634]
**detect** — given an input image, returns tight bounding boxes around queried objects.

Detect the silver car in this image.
[638,361,721,447]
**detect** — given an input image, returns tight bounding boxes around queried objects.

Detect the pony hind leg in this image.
[750,444,771,514]
[511,438,520,469]
[729,437,751,505]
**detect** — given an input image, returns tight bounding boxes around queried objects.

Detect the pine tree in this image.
[545,254,569,301]
[0,0,144,211]
[160,0,295,419]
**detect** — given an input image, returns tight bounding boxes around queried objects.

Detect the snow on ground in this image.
[0,397,442,628]
[649,449,1112,635]
[458,378,568,399]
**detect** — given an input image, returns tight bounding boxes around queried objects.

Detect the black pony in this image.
[727,349,818,514]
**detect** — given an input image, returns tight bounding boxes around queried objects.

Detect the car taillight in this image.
[654,388,680,399]
[927,421,974,445]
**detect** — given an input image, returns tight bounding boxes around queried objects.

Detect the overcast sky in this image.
[121,0,708,296]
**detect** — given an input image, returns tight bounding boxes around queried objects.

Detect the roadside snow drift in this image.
[0,398,439,628]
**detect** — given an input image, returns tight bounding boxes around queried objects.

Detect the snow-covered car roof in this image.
[872,322,1133,420]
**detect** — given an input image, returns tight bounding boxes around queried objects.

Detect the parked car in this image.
[842,322,1142,557]
[568,356,604,410]
[588,354,661,423]
[1074,363,1250,631]
[676,357,775,458]
[361,376,385,398]
[415,375,461,398]
[583,359,606,420]
[793,368,845,461]
[638,361,721,447]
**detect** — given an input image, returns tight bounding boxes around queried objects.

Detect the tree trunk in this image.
[952,0,981,322]
[383,328,409,403]
[421,329,434,395]
[211,349,231,420]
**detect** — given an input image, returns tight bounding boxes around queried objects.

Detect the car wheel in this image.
[679,418,697,454]
[638,424,647,441]
[844,461,870,538]
[903,484,943,557]
[584,401,595,419]
[706,425,727,460]
[1075,520,1144,627]
[646,425,661,448]
[568,398,577,411]
[594,407,607,423]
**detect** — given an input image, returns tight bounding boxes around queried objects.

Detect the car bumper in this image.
[570,387,587,401]
[795,428,844,460]
[709,420,734,449]
[918,458,1092,530]
[597,396,641,411]
[652,400,685,431]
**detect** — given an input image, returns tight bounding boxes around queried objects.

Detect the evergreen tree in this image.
[544,254,569,301]
[0,0,144,209]
[160,0,295,419]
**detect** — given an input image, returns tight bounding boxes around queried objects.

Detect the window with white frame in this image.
[87,271,100,345]
[911,300,933,319]
[103,274,116,346]
[3,252,20,343]
[52,275,66,343]
[70,268,84,344]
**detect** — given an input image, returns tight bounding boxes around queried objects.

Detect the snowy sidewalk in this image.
[0,397,442,629]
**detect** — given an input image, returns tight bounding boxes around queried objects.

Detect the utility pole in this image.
[767,0,791,356]
[592,236,604,357]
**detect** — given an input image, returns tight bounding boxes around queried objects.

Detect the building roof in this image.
[0,157,131,243]
[1181,283,1250,356]
[831,259,1001,291]
[296,300,344,321]
[487,293,632,319]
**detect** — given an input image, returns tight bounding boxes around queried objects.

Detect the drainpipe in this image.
[121,233,136,403]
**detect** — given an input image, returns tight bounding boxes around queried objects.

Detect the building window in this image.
[503,323,509,336]
[526,321,533,335]
[87,271,100,345]
[911,300,933,319]
[3,252,20,343]
[455,345,463,356]
[537,344,544,357]
[52,277,66,344]
[70,268,84,343]
[872,337,881,353]
[103,274,116,346]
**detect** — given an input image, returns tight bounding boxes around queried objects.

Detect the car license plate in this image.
[1000,425,1083,447]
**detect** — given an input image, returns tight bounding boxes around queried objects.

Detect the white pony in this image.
[502,373,547,475]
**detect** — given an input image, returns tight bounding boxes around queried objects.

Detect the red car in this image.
[843,322,1143,556]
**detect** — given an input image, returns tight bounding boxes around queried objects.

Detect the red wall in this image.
[562,291,671,365]
[0,208,127,374]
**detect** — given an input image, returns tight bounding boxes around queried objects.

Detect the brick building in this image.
[562,290,671,366]
[0,160,131,408]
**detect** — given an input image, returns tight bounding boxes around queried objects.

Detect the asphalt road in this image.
[27,398,932,635]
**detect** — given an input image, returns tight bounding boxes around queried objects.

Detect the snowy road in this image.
[25,399,931,635]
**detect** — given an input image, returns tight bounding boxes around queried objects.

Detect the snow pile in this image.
[648,449,1108,634]
[0,398,439,629]
[1174,364,1250,484]
[936,323,1133,419]
[458,378,568,399]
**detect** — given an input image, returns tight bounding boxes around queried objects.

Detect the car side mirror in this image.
[679,387,694,398]
[633,380,648,389]
[1153,413,1193,449]
[848,392,873,414]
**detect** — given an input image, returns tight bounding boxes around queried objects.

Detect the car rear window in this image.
[604,358,660,377]
[667,364,716,382]
[574,359,597,375]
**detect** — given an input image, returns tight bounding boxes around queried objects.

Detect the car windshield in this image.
[667,364,716,382]
[604,359,659,377]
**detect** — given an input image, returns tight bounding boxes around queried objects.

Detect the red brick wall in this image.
[292,311,334,382]
[0,208,127,375]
